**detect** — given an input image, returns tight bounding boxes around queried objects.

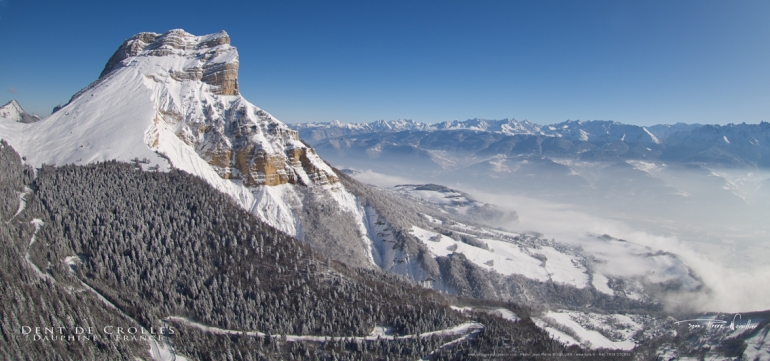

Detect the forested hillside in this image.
[1,140,607,360]
[0,141,147,360]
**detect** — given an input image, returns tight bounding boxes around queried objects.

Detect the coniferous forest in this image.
[0,140,640,360]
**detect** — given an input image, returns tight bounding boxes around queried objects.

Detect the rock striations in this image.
[0,30,351,241]
[0,29,456,281]
[100,30,239,96]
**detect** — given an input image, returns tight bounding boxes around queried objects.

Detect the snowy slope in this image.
[410,224,591,288]
[537,310,644,350]
[352,180,706,305]
[0,29,373,257]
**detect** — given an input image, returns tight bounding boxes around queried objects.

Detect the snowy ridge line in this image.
[165,316,483,342]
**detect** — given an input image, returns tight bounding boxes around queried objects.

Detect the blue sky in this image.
[0,0,768,125]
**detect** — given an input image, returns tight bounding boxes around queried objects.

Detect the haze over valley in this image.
[295,118,770,313]
[2,1,769,357]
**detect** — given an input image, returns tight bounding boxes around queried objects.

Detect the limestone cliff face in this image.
[108,29,338,188]
[101,29,239,96]
[182,104,338,187]
[0,29,392,271]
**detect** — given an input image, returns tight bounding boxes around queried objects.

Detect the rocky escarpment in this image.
[0,29,360,270]
[109,29,338,188]
[100,29,239,95]
[176,105,338,187]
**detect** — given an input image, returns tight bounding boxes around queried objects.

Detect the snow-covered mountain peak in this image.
[0,100,24,121]
[0,100,40,123]
[100,29,239,96]
[0,30,343,236]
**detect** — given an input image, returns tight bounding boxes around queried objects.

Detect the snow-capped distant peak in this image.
[578,129,589,141]
[0,100,40,123]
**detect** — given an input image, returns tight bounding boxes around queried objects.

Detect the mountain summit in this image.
[0,29,715,309]
[0,30,345,237]
[99,30,239,95]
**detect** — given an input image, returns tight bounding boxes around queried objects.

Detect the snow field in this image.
[538,310,642,351]
[412,225,593,288]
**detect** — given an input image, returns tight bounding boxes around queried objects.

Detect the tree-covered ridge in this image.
[32,161,464,337]
[1,141,147,360]
[2,142,625,360]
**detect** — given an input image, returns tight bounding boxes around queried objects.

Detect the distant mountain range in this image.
[2,29,769,360]
[292,118,770,168]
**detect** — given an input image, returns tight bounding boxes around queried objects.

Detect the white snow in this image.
[0,100,34,122]
[450,306,473,313]
[543,311,637,350]
[63,256,79,268]
[546,327,581,346]
[627,160,661,173]
[643,127,661,144]
[493,308,520,322]
[368,326,395,338]
[592,273,614,295]
[0,29,364,249]
[578,129,590,141]
[532,318,580,346]
[25,219,53,281]
[6,186,31,223]
[742,325,770,361]
[412,225,550,281]
[538,246,589,288]
[411,224,590,289]
[420,213,444,225]
[0,68,169,170]
[249,184,298,236]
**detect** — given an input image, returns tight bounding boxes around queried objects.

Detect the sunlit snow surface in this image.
[535,310,645,350]
[0,30,364,247]
[410,224,594,288]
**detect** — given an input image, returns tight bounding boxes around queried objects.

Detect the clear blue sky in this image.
[1,0,768,125]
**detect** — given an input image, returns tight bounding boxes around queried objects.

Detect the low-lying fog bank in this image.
[349,164,770,313]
